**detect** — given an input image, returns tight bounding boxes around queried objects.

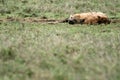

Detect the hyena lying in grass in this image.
[62,12,111,25]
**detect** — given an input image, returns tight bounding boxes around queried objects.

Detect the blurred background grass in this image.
[0,0,120,18]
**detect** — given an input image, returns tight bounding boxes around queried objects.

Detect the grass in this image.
[0,0,120,18]
[0,0,120,80]
[0,22,120,80]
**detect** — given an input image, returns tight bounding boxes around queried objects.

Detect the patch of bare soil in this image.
[0,16,119,24]
[0,16,67,24]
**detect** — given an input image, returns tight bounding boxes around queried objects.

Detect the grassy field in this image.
[0,0,120,80]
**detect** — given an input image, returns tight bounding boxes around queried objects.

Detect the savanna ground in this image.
[0,0,120,80]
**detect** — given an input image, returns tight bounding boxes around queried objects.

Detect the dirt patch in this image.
[0,16,120,24]
[0,16,67,24]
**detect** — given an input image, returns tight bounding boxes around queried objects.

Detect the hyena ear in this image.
[97,16,101,19]
[69,14,74,18]
[79,19,85,24]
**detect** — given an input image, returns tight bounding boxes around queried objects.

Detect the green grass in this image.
[0,22,120,80]
[0,0,120,18]
[0,0,120,80]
